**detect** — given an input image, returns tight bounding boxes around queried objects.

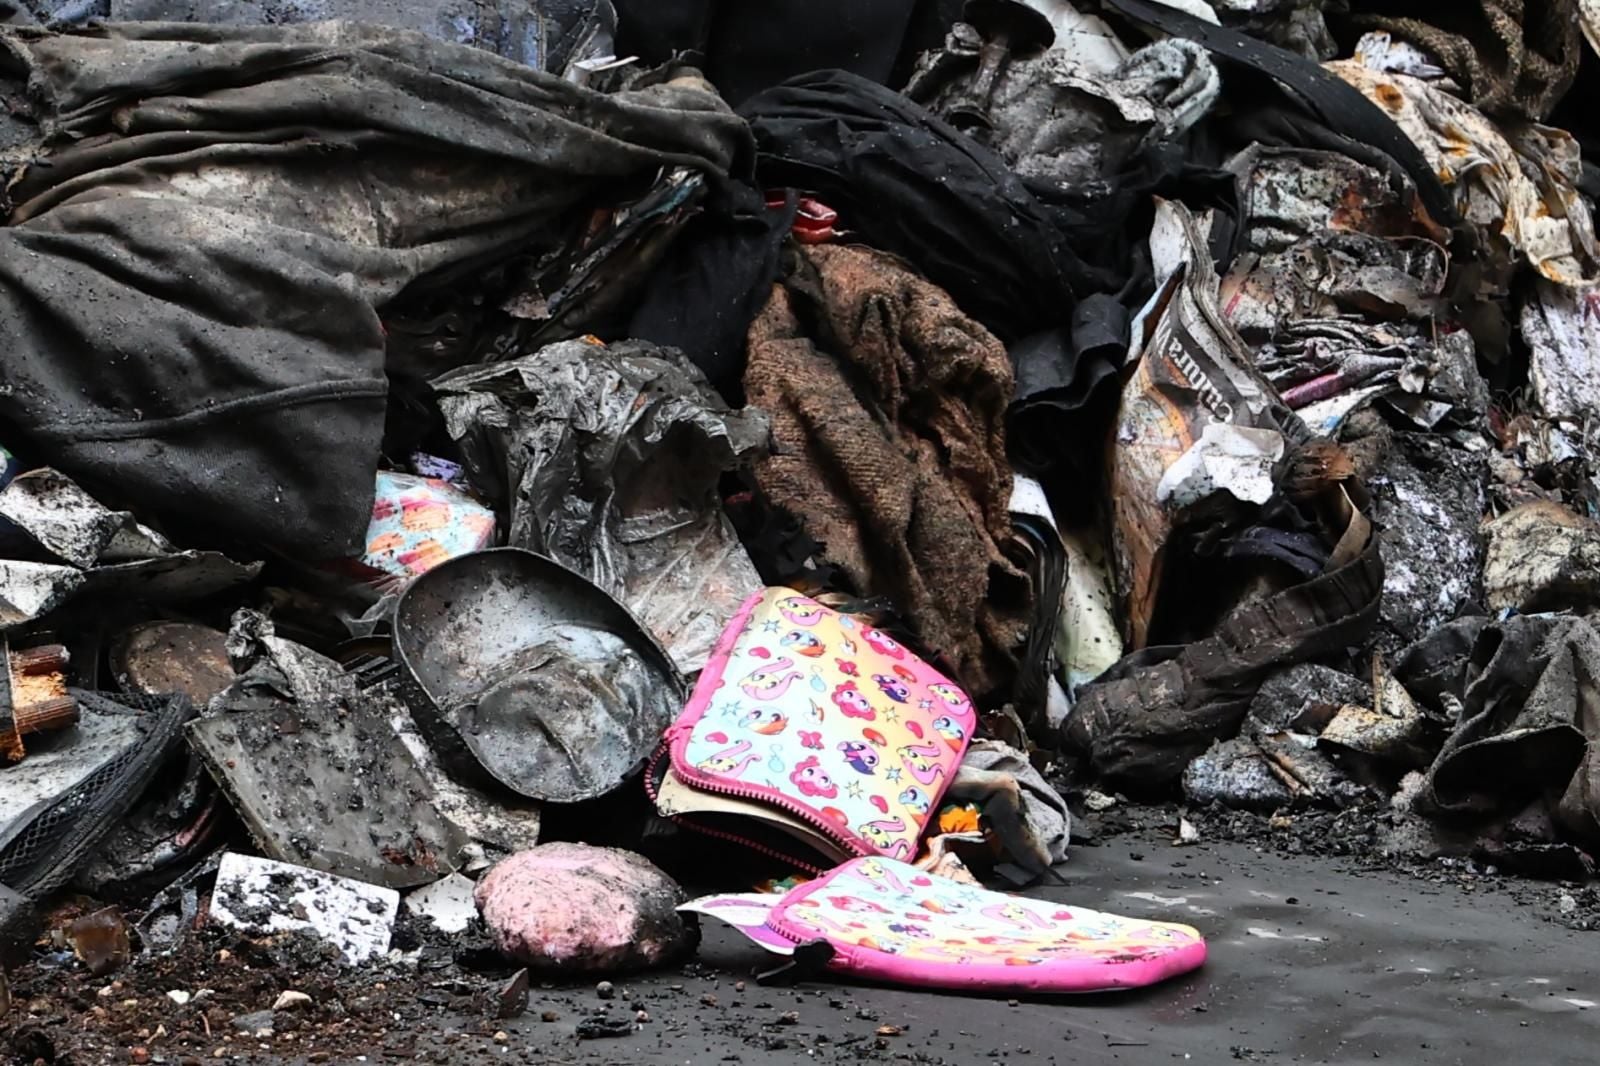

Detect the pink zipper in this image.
[662,722,876,860]
[644,741,831,875]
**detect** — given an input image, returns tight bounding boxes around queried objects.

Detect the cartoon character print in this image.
[911,944,977,963]
[980,900,1053,931]
[919,896,967,916]
[896,741,947,785]
[873,673,911,703]
[1142,923,1189,943]
[777,595,825,626]
[898,786,931,817]
[857,817,911,858]
[861,628,906,660]
[778,862,1203,970]
[828,895,890,914]
[697,740,758,778]
[785,901,859,937]
[740,708,789,735]
[780,630,826,658]
[1060,916,1120,942]
[858,935,909,955]
[789,756,838,799]
[927,682,974,716]
[739,657,802,700]
[837,740,879,774]
[686,591,993,876]
[398,494,450,532]
[837,617,859,651]
[931,716,968,750]
[855,858,910,894]
[831,681,876,721]
[887,922,935,940]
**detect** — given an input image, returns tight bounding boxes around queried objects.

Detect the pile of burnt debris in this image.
[6,0,1600,1051]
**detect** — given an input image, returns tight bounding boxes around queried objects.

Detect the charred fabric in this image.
[3,0,1600,1037]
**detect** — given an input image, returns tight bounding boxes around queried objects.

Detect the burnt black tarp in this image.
[12,0,615,73]
[1103,0,1459,232]
[739,69,1236,354]
[0,22,744,557]
[624,181,794,395]
[740,70,1123,344]
[613,0,947,108]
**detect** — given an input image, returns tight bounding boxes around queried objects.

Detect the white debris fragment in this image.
[403,873,479,935]
[209,853,398,966]
[1083,790,1119,812]
[272,990,312,1012]
[1156,422,1284,509]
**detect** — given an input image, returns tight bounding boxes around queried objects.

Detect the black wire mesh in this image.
[0,691,194,899]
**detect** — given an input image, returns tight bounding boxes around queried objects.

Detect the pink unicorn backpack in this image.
[651,588,974,871]
[682,857,1207,994]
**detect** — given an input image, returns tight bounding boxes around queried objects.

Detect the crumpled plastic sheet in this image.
[433,338,768,673]
[476,168,709,365]
[1351,429,1487,654]
[1249,320,1484,433]
[1218,144,1486,431]
[1054,528,1124,696]
[28,0,620,76]
[1110,198,1290,648]
[1481,500,1600,614]
[908,34,1220,192]
[1519,278,1600,426]
[1327,60,1600,287]
[0,468,260,630]
[1227,145,1447,260]
[1223,232,1448,339]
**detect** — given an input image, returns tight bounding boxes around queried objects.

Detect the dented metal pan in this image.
[394,548,685,804]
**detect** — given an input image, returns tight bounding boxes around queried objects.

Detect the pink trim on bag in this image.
[765,861,1209,994]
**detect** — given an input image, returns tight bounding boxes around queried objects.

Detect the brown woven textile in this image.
[744,243,1027,698]
[1352,0,1580,121]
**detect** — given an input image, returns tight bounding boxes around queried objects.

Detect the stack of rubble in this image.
[2,0,1600,1023]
